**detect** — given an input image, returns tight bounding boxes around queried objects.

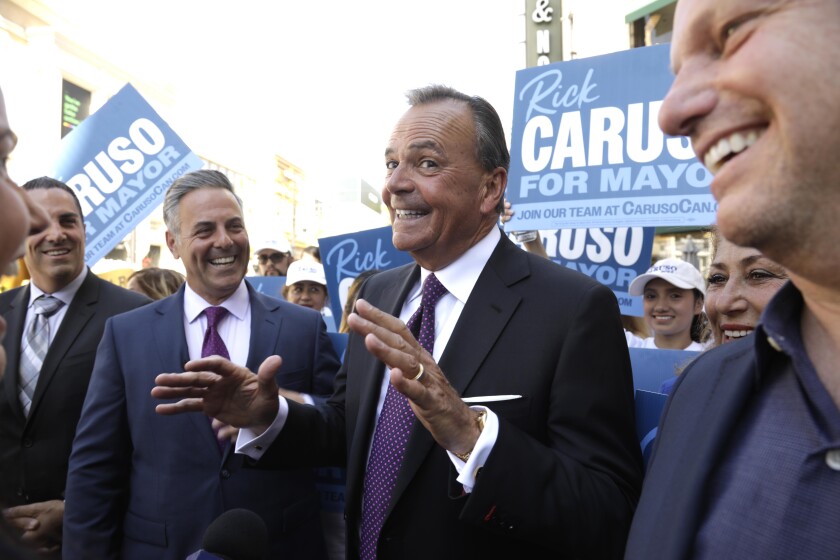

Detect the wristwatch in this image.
[513,230,538,243]
[453,409,487,462]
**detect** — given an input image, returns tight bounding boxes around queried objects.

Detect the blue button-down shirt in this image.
[693,282,840,559]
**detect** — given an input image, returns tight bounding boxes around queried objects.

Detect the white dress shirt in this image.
[238,227,503,492]
[183,280,251,365]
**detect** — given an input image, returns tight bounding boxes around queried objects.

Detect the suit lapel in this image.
[152,288,216,449]
[29,273,99,418]
[389,237,526,516]
[345,264,419,522]
[245,288,282,373]
[659,351,757,559]
[2,286,31,420]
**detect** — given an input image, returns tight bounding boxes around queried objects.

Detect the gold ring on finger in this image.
[411,363,425,381]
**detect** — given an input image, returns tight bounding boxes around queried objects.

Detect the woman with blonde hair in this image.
[126,268,185,300]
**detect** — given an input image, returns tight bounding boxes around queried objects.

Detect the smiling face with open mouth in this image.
[659,0,840,264]
[706,236,788,346]
[166,186,249,305]
[382,98,504,271]
[24,187,87,294]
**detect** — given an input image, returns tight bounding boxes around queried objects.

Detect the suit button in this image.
[826,450,840,471]
[16,489,23,497]
[22,439,33,448]
[220,469,231,479]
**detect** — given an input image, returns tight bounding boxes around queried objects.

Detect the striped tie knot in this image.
[33,295,63,317]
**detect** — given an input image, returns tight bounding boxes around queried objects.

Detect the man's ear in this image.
[480,167,507,215]
[165,231,180,259]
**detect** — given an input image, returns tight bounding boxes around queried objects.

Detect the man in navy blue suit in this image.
[624,0,840,558]
[63,170,340,560]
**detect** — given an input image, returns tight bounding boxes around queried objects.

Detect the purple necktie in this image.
[202,306,230,360]
[202,306,229,453]
[359,274,448,560]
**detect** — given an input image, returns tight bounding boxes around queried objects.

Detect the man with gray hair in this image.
[154,87,642,559]
[64,170,340,560]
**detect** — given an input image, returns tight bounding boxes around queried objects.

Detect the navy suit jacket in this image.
[63,284,340,560]
[0,271,149,506]
[624,337,756,560]
[264,235,643,559]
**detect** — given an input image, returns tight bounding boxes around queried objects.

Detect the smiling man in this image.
[153,86,642,559]
[0,177,149,556]
[63,170,340,560]
[624,0,840,558]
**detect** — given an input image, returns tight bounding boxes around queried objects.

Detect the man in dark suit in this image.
[623,1,840,559]
[63,170,340,560]
[0,177,150,554]
[154,86,643,559]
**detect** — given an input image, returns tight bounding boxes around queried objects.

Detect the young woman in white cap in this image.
[626,257,709,351]
[282,260,336,331]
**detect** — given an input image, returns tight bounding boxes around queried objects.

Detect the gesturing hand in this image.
[152,355,282,433]
[348,299,482,457]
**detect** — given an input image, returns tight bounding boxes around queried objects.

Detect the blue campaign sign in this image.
[532,225,655,315]
[506,44,717,231]
[634,389,669,470]
[319,226,415,323]
[245,276,287,299]
[51,84,203,266]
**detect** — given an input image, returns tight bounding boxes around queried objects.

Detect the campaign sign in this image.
[245,276,286,299]
[531,226,654,315]
[506,44,717,231]
[634,389,669,470]
[52,84,203,265]
[319,226,415,323]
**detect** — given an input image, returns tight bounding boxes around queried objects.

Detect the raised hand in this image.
[348,299,481,457]
[152,355,282,433]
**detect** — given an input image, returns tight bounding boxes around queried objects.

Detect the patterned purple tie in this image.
[359,273,447,560]
[202,306,229,453]
[202,306,230,360]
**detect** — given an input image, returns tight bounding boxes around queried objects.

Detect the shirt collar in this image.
[29,267,88,308]
[184,279,250,324]
[753,280,810,380]
[410,226,501,305]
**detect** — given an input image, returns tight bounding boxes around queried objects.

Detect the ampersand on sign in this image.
[531,0,554,23]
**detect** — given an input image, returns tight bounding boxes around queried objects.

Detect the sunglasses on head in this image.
[258,252,288,264]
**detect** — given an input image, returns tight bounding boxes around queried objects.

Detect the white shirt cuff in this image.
[235,396,289,459]
[301,393,315,406]
[447,406,498,493]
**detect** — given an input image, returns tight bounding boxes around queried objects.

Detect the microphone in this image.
[186,508,269,560]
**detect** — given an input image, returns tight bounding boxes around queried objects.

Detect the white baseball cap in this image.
[628,258,706,296]
[286,261,327,286]
[254,238,292,255]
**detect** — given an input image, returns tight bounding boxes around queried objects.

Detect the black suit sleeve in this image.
[459,282,642,559]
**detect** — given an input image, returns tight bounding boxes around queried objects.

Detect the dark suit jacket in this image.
[0,270,150,506]
[63,284,340,560]
[624,337,756,560]
[267,235,644,559]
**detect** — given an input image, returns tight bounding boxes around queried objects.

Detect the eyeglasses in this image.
[258,252,288,264]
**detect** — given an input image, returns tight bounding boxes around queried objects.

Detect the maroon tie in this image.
[359,274,448,560]
[202,306,230,453]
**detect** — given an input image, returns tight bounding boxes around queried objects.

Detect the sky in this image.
[38,0,630,203]
[49,0,526,193]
